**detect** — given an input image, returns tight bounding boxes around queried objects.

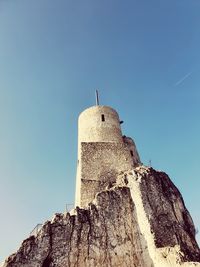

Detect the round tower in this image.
[75,98,141,207]
[77,105,123,156]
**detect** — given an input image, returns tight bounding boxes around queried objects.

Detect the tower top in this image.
[95,89,99,105]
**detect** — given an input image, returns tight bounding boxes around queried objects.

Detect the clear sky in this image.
[0,0,199,262]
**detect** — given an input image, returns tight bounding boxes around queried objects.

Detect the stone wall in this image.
[75,142,134,207]
[123,136,141,166]
[78,106,123,146]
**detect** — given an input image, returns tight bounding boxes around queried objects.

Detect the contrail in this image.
[174,72,192,86]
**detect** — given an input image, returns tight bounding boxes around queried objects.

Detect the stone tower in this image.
[75,101,141,207]
[3,96,200,267]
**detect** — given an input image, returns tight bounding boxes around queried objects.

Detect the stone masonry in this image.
[75,105,141,207]
[2,104,199,267]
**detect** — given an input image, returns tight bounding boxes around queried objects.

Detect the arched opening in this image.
[101,114,105,122]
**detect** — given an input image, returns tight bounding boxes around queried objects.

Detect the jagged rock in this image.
[3,166,200,267]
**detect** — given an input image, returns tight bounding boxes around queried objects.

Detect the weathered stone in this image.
[3,186,150,267]
[3,166,200,267]
[137,168,199,261]
[75,105,141,207]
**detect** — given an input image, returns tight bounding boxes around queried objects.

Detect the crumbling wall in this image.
[123,136,141,166]
[76,142,134,207]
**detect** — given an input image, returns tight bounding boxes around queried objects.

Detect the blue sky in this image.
[0,0,200,262]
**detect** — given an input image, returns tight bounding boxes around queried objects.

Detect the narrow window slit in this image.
[130,150,134,157]
[101,114,105,121]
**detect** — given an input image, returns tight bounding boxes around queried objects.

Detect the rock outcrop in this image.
[3,166,200,267]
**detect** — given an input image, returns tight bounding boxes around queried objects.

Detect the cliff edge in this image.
[3,166,200,267]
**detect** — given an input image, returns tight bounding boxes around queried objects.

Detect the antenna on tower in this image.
[95,89,100,105]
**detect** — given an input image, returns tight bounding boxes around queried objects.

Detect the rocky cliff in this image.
[3,166,200,267]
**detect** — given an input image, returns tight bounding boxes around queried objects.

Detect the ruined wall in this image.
[75,105,127,207]
[123,136,141,166]
[75,105,141,207]
[76,142,134,207]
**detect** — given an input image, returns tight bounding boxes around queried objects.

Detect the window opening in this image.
[101,114,105,122]
[130,150,134,157]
